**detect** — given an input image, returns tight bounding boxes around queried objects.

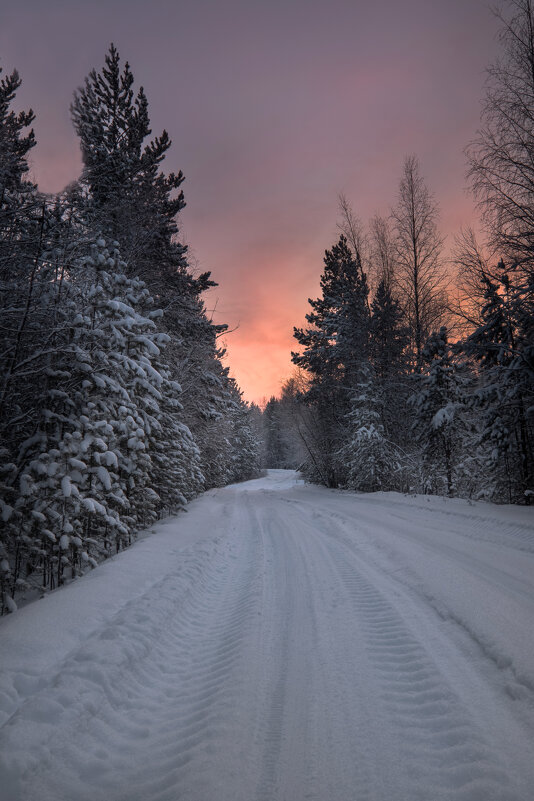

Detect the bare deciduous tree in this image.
[451,227,497,333]
[337,193,367,270]
[467,0,534,266]
[391,155,448,368]
[370,213,396,293]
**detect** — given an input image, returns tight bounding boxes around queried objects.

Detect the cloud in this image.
[1,0,500,400]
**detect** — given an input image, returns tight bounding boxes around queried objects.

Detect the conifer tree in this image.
[410,327,470,496]
[0,67,47,612]
[71,45,232,488]
[1,52,259,613]
[370,281,409,380]
[263,397,286,468]
[0,67,35,230]
[0,66,39,422]
[71,45,182,269]
[460,266,534,501]
[226,380,261,483]
[341,366,404,492]
[2,235,205,607]
[293,235,370,486]
[369,280,411,444]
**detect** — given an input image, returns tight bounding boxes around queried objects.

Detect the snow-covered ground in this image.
[1,470,534,800]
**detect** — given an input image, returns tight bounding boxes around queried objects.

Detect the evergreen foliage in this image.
[292,235,370,486]
[341,366,405,492]
[0,51,260,614]
[410,327,470,497]
[263,397,287,469]
[459,267,534,501]
[71,46,234,488]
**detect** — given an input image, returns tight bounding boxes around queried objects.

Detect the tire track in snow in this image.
[252,496,379,801]
[285,493,534,694]
[2,505,264,801]
[253,512,293,801]
[2,473,533,801]
[106,511,263,801]
[313,518,524,801]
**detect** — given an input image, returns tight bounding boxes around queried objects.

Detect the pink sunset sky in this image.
[1,0,500,402]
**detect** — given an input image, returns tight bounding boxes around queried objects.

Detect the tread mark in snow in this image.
[328,539,522,801]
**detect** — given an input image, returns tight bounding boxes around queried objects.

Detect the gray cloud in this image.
[1,0,500,400]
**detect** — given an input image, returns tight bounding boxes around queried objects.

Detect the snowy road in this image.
[1,471,534,800]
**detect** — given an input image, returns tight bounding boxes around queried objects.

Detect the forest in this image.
[266,4,534,506]
[0,47,262,612]
[1,0,534,615]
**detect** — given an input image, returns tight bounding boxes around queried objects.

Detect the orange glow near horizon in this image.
[3,0,498,404]
[209,253,320,405]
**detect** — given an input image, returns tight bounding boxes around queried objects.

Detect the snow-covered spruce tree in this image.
[459,266,534,502]
[8,237,201,604]
[0,68,53,612]
[340,366,405,492]
[0,224,100,608]
[71,45,234,487]
[369,279,411,448]
[410,327,472,497]
[0,65,39,452]
[181,347,234,488]
[225,379,262,483]
[0,66,36,244]
[171,323,246,489]
[292,235,370,487]
[263,397,287,468]
[70,44,184,273]
[150,382,204,513]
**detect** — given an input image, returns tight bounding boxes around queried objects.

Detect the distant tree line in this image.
[264,1,533,505]
[0,46,260,612]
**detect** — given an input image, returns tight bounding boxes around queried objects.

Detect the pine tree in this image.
[3,235,203,606]
[292,235,370,486]
[459,265,534,502]
[341,366,405,492]
[369,280,411,445]
[0,67,35,232]
[410,327,470,497]
[263,397,286,468]
[226,380,261,483]
[0,67,46,612]
[0,66,39,423]
[71,45,230,488]
[71,45,182,268]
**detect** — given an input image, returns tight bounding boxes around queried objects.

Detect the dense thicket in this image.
[0,50,260,613]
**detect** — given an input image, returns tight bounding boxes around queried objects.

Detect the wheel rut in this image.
[324,532,522,801]
[14,523,264,801]
[2,474,533,801]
